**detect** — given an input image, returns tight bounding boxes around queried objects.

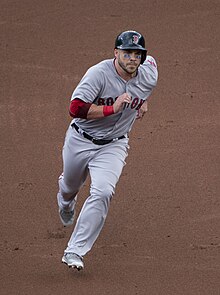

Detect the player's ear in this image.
[114,49,119,58]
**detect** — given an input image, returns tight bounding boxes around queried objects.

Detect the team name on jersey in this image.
[97,97,145,110]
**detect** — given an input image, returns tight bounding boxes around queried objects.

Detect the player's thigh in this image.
[62,126,90,188]
[89,139,129,194]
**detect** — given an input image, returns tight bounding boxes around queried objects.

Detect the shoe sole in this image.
[61,222,73,227]
[62,259,84,271]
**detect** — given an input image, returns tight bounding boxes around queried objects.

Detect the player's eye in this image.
[123,53,131,58]
[123,53,141,59]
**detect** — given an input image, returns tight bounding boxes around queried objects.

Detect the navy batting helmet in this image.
[115,30,147,64]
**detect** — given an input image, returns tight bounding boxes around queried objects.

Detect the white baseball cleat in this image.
[58,208,75,227]
[62,253,84,270]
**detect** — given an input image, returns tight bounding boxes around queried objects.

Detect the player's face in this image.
[115,49,142,74]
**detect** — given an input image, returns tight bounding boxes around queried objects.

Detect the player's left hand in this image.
[136,101,148,120]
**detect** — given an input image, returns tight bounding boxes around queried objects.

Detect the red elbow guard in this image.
[69,99,92,119]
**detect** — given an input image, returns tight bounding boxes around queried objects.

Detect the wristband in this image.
[103,105,114,117]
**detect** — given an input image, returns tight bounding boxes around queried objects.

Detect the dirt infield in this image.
[0,0,219,294]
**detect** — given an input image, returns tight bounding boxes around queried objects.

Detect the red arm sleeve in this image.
[69,99,92,119]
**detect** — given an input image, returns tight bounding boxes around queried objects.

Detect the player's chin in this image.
[126,66,138,73]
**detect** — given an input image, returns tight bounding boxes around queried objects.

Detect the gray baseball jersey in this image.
[71,55,158,139]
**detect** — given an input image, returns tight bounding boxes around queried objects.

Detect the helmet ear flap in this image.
[141,50,147,64]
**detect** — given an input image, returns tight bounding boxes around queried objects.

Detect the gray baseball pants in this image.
[57,125,129,257]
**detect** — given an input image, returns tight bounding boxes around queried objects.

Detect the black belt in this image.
[72,122,126,145]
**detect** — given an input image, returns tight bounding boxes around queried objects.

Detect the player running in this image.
[57,30,158,270]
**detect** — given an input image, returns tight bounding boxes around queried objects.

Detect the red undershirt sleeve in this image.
[69,98,92,119]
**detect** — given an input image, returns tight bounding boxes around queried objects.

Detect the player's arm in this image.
[136,100,148,120]
[143,55,158,87]
[69,94,131,120]
[69,99,113,119]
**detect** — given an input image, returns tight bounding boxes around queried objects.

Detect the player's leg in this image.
[64,138,129,256]
[57,126,90,212]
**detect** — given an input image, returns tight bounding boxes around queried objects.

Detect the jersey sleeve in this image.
[71,65,103,103]
[142,55,158,88]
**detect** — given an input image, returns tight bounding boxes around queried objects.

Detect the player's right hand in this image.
[113,93,131,113]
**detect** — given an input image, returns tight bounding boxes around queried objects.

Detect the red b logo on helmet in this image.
[133,35,139,44]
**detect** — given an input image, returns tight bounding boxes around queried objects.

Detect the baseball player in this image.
[57,30,158,270]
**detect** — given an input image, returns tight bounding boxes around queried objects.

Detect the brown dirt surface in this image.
[0,0,220,294]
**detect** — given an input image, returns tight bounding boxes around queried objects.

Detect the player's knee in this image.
[89,185,113,218]
[91,183,114,202]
